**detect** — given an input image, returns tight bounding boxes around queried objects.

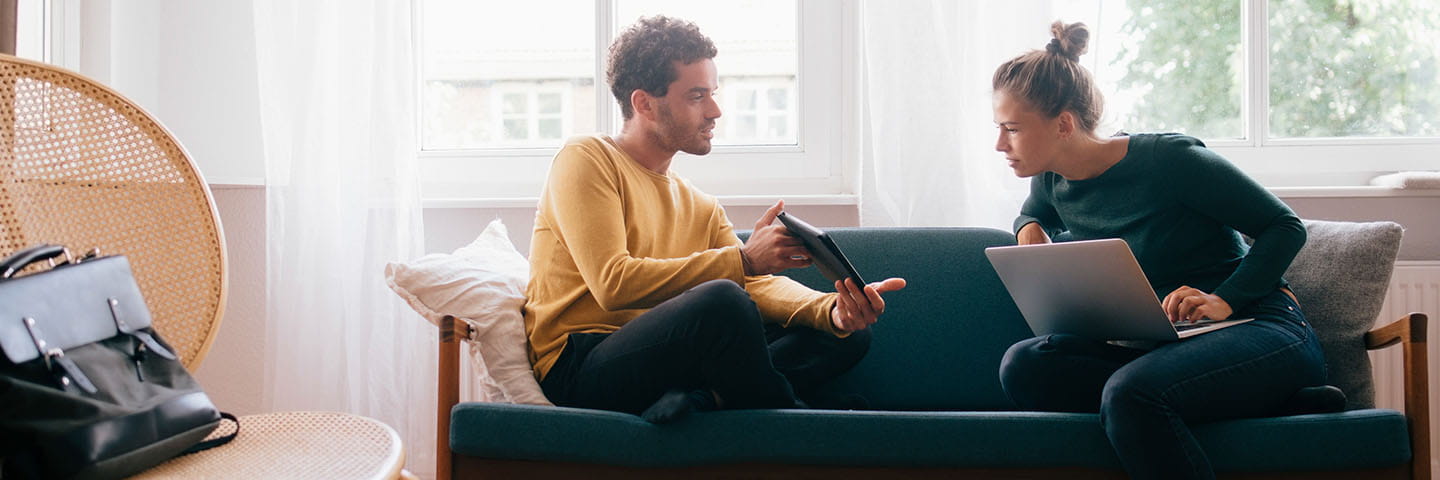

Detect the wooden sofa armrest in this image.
[1367,313,1428,350]
[1365,313,1430,480]
[437,315,470,480]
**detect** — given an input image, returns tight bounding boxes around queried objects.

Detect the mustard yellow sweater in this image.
[525,135,842,380]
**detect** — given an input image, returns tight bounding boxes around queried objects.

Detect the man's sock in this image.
[641,389,718,424]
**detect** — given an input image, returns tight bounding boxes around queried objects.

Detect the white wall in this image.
[194,187,268,415]
[1285,195,1440,262]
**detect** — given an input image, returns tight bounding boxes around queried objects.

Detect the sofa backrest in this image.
[768,227,1031,411]
[1280,220,1403,410]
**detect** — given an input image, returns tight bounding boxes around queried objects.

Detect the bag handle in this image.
[181,412,240,455]
[1,244,67,278]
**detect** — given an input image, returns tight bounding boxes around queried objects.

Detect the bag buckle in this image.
[22,317,98,393]
[22,317,49,365]
[109,297,176,360]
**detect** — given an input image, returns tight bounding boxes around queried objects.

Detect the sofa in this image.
[434,220,1429,479]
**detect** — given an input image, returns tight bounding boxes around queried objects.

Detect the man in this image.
[525,15,907,424]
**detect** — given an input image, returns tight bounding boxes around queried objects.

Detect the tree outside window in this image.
[1113,0,1440,140]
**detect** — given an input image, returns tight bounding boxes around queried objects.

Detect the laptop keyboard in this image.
[1174,319,1222,331]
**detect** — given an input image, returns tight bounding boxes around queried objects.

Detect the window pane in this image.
[421,0,595,149]
[1268,0,1440,138]
[502,93,527,115]
[735,114,757,138]
[617,0,799,146]
[738,88,757,110]
[767,114,787,138]
[767,88,787,110]
[503,119,529,140]
[1086,0,1243,139]
[538,118,563,139]
[537,93,563,114]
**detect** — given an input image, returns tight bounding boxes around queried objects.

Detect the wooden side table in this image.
[131,411,413,479]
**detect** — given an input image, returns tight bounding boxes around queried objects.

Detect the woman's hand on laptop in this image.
[831,277,908,332]
[741,201,813,275]
[1017,222,1052,245]
[1162,285,1233,324]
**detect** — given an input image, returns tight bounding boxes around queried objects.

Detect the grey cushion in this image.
[1284,220,1403,409]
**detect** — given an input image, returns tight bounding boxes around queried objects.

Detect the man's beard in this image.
[655,103,712,156]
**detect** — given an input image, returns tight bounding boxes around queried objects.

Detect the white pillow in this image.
[1370,171,1440,189]
[384,219,552,405]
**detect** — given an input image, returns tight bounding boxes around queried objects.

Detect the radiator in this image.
[1369,261,1440,474]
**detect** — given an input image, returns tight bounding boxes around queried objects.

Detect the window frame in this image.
[14,0,78,68]
[414,0,857,201]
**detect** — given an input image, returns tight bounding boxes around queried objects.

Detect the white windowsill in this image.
[206,177,265,189]
[1270,186,1440,198]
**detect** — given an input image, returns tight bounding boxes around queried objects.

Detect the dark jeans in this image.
[540,279,871,414]
[998,289,1326,480]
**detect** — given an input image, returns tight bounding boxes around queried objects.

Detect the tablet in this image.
[775,211,867,286]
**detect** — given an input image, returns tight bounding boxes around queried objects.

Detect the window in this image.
[419,0,595,151]
[1055,0,1439,186]
[417,0,852,199]
[493,85,570,145]
[616,0,800,147]
[719,79,796,144]
[1266,0,1439,139]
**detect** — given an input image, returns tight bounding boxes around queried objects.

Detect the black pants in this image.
[540,279,871,414]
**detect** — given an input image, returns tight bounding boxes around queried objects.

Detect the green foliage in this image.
[1116,0,1242,138]
[1116,0,1440,138]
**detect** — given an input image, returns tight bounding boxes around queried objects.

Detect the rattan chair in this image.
[0,54,415,479]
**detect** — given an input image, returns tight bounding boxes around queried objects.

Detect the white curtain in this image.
[253,1,435,478]
[859,1,1060,229]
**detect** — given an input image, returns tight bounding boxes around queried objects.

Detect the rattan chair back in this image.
[0,54,226,369]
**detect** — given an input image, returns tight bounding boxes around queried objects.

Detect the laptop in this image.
[984,238,1252,341]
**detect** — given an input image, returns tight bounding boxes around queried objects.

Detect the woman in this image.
[993,21,1340,480]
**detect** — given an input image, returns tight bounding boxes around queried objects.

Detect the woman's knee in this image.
[999,336,1060,404]
[999,336,1063,377]
[1100,368,1168,422]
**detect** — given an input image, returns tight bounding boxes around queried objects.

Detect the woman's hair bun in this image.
[1045,20,1089,61]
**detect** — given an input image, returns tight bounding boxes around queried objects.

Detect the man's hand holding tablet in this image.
[739,201,814,276]
[748,202,906,332]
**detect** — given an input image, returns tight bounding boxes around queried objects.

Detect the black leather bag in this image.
[0,245,236,480]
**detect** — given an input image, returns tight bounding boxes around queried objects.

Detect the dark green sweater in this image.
[1014,133,1306,310]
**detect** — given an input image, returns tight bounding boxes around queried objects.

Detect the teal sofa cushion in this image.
[451,403,1410,472]
[747,227,1033,410]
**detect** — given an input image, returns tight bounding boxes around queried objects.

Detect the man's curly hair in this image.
[607,16,717,120]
